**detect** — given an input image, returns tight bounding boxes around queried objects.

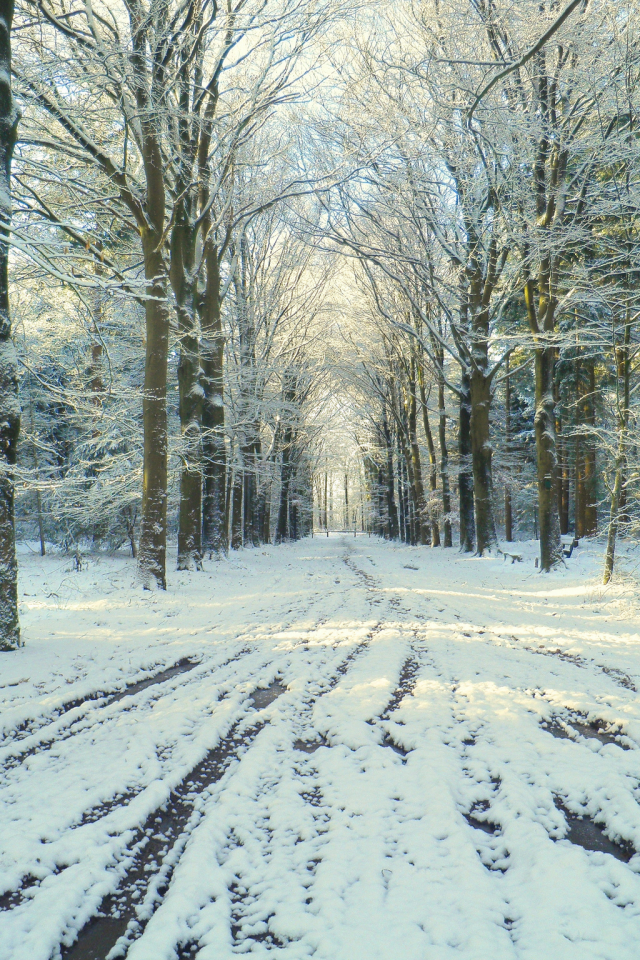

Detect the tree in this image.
[0,0,20,649]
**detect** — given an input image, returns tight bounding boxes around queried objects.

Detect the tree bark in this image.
[324,472,328,533]
[170,183,203,571]
[260,482,271,543]
[556,418,569,535]
[201,244,227,556]
[603,321,631,584]
[382,414,399,539]
[603,438,624,585]
[406,367,429,545]
[534,344,561,571]
[0,0,19,648]
[138,234,170,589]
[344,473,349,528]
[175,308,203,570]
[129,0,171,590]
[230,464,243,549]
[458,368,475,552]
[399,431,419,545]
[276,427,294,543]
[470,339,498,555]
[244,440,261,546]
[397,436,407,542]
[438,371,452,548]
[504,354,513,542]
[418,370,441,546]
[584,359,597,536]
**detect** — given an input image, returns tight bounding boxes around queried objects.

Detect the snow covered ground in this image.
[2,535,640,960]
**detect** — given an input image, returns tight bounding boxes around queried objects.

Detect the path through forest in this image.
[2,537,640,959]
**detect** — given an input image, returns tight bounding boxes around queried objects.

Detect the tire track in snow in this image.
[0,629,318,912]
[187,542,640,955]
[424,637,640,871]
[0,657,202,751]
[0,547,343,761]
[341,550,640,934]
[60,685,286,960]
[0,657,229,772]
[413,607,640,749]
[4,557,375,960]
[59,619,383,960]
[20,540,640,960]
[391,553,640,702]
[0,584,338,774]
[111,607,387,960]
[422,646,640,915]
[184,618,387,958]
[0,569,369,936]
[0,649,263,915]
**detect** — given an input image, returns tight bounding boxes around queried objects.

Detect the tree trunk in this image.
[584,359,597,536]
[397,438,407,542]
[561,459,570,536]
[617,338,630,530]
[344,473,349,528]
[574,437,584,538]
[458,368,475,552]
[324,472,328,532]
[603,440,624,585]
[201,244,227,557]
[243,457,254,545]
[128,7,171,590]
[407,372,429,545]
[534,344,562,571]
[399,432,419,545]
[418,372,440,546]
[176,317,203,570]
[276,428,293,543]
[246,439,261,546]
[556,419,569,536]
[231,465,243,549]
[603,321,631,584]
[171,200,203,571]
[137,236,170,590]
[470,360,497,554]
[504,355,513,542]
[27,381,45,557]
[383,415,399,539]
[573,353,583,536]
[438,375,452,547]
[0,0,19,648]
[262,485,272,543]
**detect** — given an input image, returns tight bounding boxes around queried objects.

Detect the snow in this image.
[2,535,640,959]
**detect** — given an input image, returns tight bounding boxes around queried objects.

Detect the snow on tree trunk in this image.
[534,346,562,572]
[201,244,227,557]
[0,0,20,650]
[470,357,498,556]
[137,234,170,590]
[458,369,475,553]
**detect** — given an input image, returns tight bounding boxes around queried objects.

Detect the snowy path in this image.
[2,537,640,960]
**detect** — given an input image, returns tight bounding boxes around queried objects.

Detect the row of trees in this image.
[326,0,640,579]
[15,209,324,556]
[0,0,350,648]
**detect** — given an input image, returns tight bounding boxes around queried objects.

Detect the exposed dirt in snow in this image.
[2,536,640,959]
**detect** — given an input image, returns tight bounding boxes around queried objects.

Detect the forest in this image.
[4,3,640,959]
[0,0,637,647]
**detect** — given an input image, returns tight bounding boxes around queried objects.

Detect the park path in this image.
[2,536,640,959]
